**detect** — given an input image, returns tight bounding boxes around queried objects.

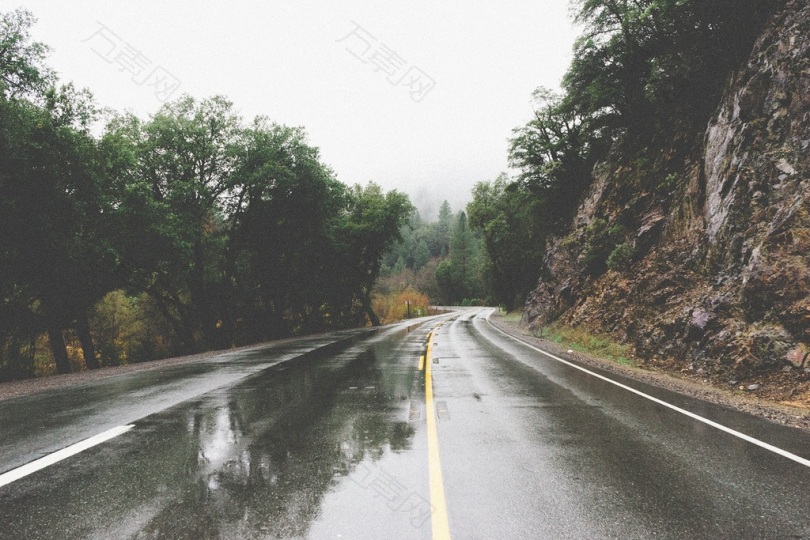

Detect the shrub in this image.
[607,242,634,270]
[581,219,629,275]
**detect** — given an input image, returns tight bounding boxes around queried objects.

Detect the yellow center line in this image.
[425,329,451,539]
[418,355,425,371]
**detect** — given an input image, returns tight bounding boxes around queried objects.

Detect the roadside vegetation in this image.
[533,324,635,366]
[371,288,432,325]
[0,9,412,380]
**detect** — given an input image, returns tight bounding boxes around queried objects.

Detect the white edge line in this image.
[0,424,135,488]
[484,311,810,469]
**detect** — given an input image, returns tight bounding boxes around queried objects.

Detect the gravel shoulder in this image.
[488,312,810,433]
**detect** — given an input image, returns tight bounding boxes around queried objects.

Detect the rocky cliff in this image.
[525,0,810,389]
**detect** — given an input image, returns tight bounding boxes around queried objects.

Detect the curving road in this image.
[1,309,809,538]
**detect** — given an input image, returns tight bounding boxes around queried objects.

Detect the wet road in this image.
[1,310,810,538]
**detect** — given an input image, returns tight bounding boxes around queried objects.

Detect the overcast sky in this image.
[6,1,579,219]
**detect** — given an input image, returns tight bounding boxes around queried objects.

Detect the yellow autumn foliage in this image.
[372,288,432,324]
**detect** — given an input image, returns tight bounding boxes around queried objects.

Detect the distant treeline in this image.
[376,201,488,309]
[0,9,412,380]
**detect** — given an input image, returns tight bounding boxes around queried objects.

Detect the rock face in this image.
[525,0,810,379]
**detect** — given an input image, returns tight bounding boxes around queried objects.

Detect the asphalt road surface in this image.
[1,309,809,539]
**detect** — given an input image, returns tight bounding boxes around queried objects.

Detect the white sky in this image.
[5,1,579,219]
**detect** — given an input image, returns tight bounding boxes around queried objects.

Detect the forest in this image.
[0,9,414,380]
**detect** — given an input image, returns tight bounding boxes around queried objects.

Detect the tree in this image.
[435,211,484,304]
[0,83,115,373]
[564,0,777,146]
[228,119,346,337]
[485,0,780,315]
[508,87,591,229]
[334,184,414,325]
[413,239,430,270]
[0,7,420,378]
[480,85,593,311]
[468,174,548,311]
[105,101,413,344]
[435,201,453,257]
[107,95,243,352]
[0,9,54,99]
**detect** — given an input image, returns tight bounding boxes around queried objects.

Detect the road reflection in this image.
[128,332,419,539]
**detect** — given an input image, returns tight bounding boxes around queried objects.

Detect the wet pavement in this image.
[1,310,810,538]
[0,328,379,475]
[434,312,810,538]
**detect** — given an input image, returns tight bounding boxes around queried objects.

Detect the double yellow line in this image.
[423,328,451,539]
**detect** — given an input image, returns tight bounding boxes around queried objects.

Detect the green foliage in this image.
[467,174,547,311]
[434,212,483,303]
[103,95,245,351]
[482,1,781,311]
[334,183,414,325]
[659,172,680,196]
[564,0,777,145]
[379,201,487,306]
[436,201,453,257]
[0,64,117,375]
[227,118,352,338]
[535,323,634,366]
[580,220,629,275]
[381,206,447,274]
[0,9,415,378]
[607,242,634,271]
[89,290,175,365]
[483,86,595,311]
[0,9,54,98]
[508,88,591,230]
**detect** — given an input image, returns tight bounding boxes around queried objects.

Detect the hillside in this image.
[524,0,809,398]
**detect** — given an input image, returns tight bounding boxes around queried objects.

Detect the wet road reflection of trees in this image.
[0,330,423,540]
[131,336,419,539]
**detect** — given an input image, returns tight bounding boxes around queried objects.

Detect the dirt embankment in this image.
[489,312,810,433]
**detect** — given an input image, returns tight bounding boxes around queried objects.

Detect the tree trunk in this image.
[151,293,197,355]
[264,298,285,339]
[47,322,72,375]
[188,241,212,350]
[176,304,199,355]
[504,295,516,313]
[76,311,100,370]
[363,295,381,327]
